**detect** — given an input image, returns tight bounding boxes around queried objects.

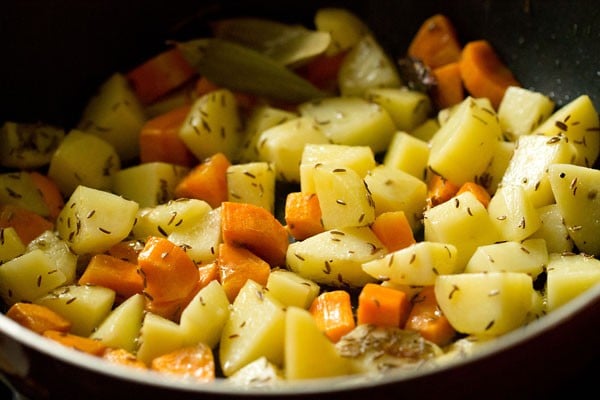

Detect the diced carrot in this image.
[198,262,219,289]
[356,283,412,328]
[195,76,221,97]
[309,290,355,343]
[137,236,200,309]
[426,173,460,208]
[431,61,465,109]
[29,171,64,221]
[127,47,197,105]
[145,280,202,322]
[297,51,348,92]
[106,239,145,264]
[405,286,456,346]
[43,330,107,356]
[0,204,53,245]
[459,39,520,109]
[78,254,145,303]
[6,302,71,334]
[370,211,416,252]
[221,202,289,267]
[102,348,147,369]
[407,14,462,69]
[456,181,492,208]
[174,152,231,208]
[150,342,215,382]
[217,242,271,303]
[284,192,324,241]
[139,104,197,167]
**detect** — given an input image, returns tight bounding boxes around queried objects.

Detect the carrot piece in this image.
[6,302,71,334]
[139,104,197,167]
[29,171,64,221]
[103,348,147,369]
[173,152,231,208]
[309,290,355,343]
[405,286,456,346]
[43,330,107,356]
[145,280,202,322]
[106,239,145,264]
[137,236,200,308]
[221,201,289,267]
[459,39,520,109]
[356,283,411,328]
[284,192,324,241]
[407,14,462,69]
[297,51,348,92]
[127,47,197,105]
[370,211,416,252]
[198,262,219,289]
[456,181,492,208]
[78,254,144,303]
[0,204,53,245]
[431,61,465,109]
[217,242,271,303]
[426,173,460,208]
[150,342,215,382]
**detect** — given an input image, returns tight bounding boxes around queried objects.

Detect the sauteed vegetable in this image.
[0,8,599,384]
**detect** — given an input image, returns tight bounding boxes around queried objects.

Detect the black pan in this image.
[0,1,599,399]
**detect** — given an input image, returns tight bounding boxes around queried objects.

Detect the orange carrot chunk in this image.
[456,181,492,208]
[297,51,348,92]
[405,286,456,346]
[217,242,271,303]
[139,105,197,167]
[408,14,462,69]
[284,192,324,241]
[426,173,460,208]
[431,61,465,109]
[6,302,71,334]
[356,283,412,328]
[0,204,54,245]
[309,290,356,343]
[29,171,65,221]
[459,39,520,109]
[43,330,107,356]
[370,211,416,252]
[174,152,231,208]
[78,254,145,303]
[198,262,219,289]
[150,342,215,382]
[106,239,145,264]
[221,202,289,267]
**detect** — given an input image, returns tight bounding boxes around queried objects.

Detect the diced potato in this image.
[363,165,427,231]
[383,131,429,181]
[464,239,548,279]
[228,356,283,386]
[533,94,600,167]
[112,162,189,208]
[78,73,146,162]
[286,226,384,288]
[0,122,65,169]
[428,97,502,186]
[56,185,139,255]
[435,272,534,337]
[497,86,555,139]
[0,171,50,217]
[168,207,222,265]
[313,165,375,230]
[500,134,576,208]
[136,312,186,365]
[226,162,276,213]
[178,89,243,161]
[529,204,574,254]
[90,293,144,352]
[256,117,329,183]
[265,269,320,309]
[479,140,515,195]
[424,191,501,269]
[362,241,459,286]
[411,118,440,142]
[299,96,396,153]
[487,184,541,242]
[284,306,352,380]
[314,7,370,56]
[219,280,286,377]
[132,198,211,241]
[365,87,432,132]
[27,230,77,284]
[300,143,376,193]
[337,35,402,96]
[48,130,120,196]
[0,227,26,263]
[179,280,231,348]
[546,253,600,311]
[0,249,67,306]
[548,163,600,255]
[34,284,116,336]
